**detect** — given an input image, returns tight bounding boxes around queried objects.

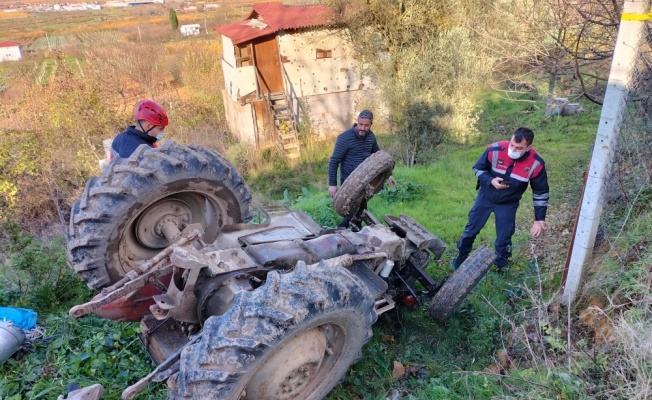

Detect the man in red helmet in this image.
[110,100,169,159]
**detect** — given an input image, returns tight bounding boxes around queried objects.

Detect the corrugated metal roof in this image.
[0,41,20,48]
[215,2,336,45]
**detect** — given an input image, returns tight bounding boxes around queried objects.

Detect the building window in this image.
[236,44,253,67]
[316,48,332,59]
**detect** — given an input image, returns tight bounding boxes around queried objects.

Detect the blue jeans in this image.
[457,197,519,267]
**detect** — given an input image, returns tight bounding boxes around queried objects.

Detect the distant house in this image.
[104,1,129,7]
[60,4,101,10]
[0,41,21,62]
[127,1,155,6]
[105,1,157,7]
[215,2,377,158]
[180,24,201,36]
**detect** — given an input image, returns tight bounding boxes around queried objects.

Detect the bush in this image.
[344,1,493,164]
[376,180,427,204]
[0,314,167,400]
[0,221,91,314]
[291,187,341,228]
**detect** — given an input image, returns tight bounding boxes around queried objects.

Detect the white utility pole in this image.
[562,0,650,302]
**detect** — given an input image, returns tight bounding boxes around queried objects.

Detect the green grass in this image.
[0,89,624,399]
[270,91,603,398]
[0,314,167,400]
[278,100,599,267]
[188,92,598,398]
[0,224,166,399]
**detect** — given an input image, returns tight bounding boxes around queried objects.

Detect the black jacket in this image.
[328,125,380,186]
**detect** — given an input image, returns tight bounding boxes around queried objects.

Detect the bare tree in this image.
[480,0,620,106]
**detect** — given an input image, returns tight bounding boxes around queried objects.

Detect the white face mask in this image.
[508,148,523,159]
[156,133,165,141]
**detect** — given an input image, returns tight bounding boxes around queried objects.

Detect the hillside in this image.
[2,1,651,399]
[2,92,644,399]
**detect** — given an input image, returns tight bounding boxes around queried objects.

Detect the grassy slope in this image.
[273,91,601,399]
[0,91,620,399]
[289,91,598,267]
[0,5,610,396]
[0,26,603,393]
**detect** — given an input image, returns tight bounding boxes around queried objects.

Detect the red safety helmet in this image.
[135,100,168,127]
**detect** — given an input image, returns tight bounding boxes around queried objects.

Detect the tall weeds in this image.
[0,38,236,231]
[476,215,652,400]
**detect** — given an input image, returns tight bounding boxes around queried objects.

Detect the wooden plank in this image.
[253,101,275,145]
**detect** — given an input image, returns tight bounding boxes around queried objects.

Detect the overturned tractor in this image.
[67,142,493,399]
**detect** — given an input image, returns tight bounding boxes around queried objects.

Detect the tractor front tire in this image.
[168,261,377,400]
[67,141,252,290]
[333,151,394,217]
[429,246,494,321]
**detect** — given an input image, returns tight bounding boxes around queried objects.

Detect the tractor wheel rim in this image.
[242,324,344,400]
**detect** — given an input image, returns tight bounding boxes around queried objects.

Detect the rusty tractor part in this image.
[66,142,494,400]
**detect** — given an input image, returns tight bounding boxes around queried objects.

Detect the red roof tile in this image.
[215,2,336,45]
[0,41,20,48]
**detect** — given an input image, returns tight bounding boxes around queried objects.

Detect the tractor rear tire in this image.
[168,261,377,400]
[332,151,394,217]
[428,246,494,321]
[67,141,252,290]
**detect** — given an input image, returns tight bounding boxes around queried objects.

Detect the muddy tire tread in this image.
[67,142,252,290]
[429,246,494,321]
[169,262,377,400]
[332,151,394,217]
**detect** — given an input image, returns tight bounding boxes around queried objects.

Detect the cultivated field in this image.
[0,4,247,48]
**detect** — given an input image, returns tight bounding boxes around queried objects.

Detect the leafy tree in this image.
[331,0,493,165]
[169,7,179,30]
